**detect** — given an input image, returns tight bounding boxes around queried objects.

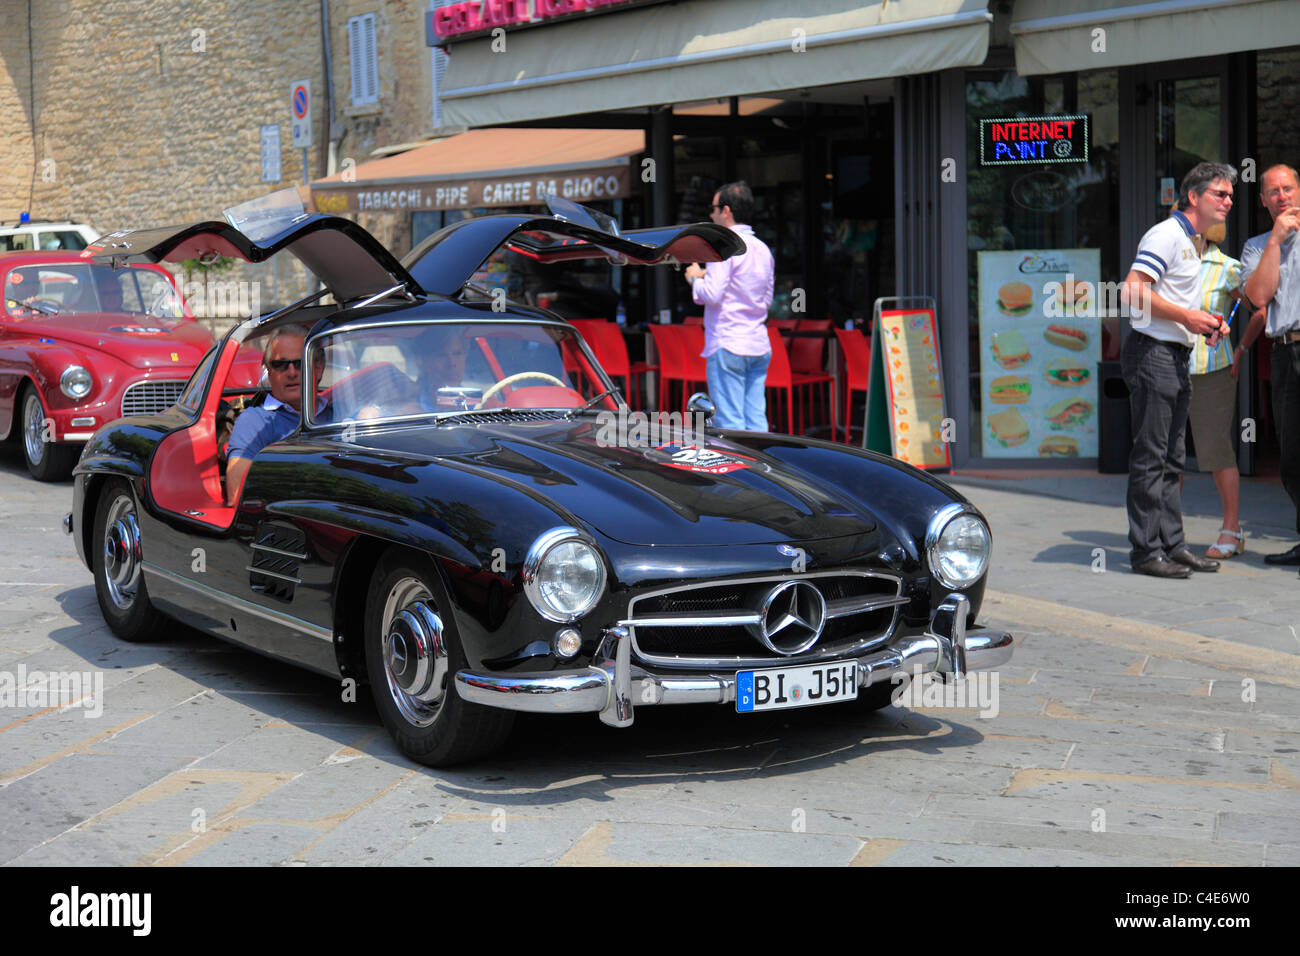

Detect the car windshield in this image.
[3,263,185,318]
[308,320,616,426]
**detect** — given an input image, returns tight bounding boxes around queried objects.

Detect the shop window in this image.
[966,69,1120,460]
[1252,47,1300,239]
[348,13,379,107]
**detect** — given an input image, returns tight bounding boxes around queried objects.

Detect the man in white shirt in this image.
[1240,164,1300,568]
[1121,162,1233,578]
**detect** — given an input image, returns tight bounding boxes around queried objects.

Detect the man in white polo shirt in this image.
[1122,162,1234,578]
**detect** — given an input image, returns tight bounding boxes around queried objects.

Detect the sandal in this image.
[1206,528,1245,559]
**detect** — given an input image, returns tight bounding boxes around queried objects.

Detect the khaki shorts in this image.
[1188,366,1238,472]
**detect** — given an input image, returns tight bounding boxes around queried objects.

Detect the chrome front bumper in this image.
[455,593,1013,728]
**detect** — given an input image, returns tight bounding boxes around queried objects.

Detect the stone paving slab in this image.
[553,819,864,866]
[998,773,1298,816]
[960,820,1266,865]
[191,723,367,773]
[1141,656,1260,679]
[291,782,481,863]
[1264,844,1300,865]
[1216,811,1300,846]
[1222,730,1300,755]
[177,822,326,866]
[1047,694,1298,733]
[220,690,378,727]
[386,816,600,866]
[923,792,1217,839]
[88,692,272,759]
[232,756,414,822]
[0,752,193,862]
[967,715,1224,753]
[1064,742,1274,785]
[873,840,1137,867]
[3,458,1298,866]
[0,703,159,772]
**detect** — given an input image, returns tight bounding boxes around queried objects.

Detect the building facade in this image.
[4,1,1300,470]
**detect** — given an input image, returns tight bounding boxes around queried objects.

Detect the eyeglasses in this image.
[711,203,724,211]
[268,358,302,372]
[1205,188,1233,202]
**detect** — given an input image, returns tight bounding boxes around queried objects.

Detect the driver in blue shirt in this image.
[225,325,316,505]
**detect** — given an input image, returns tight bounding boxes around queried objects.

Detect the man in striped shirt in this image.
[1121,162,1234,579]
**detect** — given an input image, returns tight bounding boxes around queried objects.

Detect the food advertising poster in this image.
[874,309,949,470]
[977,249,1101,459]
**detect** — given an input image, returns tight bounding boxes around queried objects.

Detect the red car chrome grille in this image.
[121,380,187,417]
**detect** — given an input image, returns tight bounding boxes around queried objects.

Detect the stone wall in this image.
[0,0,436,313]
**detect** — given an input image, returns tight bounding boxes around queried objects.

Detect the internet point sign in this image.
[979,114,1089,166]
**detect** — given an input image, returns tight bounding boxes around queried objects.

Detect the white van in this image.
[0,220,99,252]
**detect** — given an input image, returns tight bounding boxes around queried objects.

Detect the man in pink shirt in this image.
[684,181,774,430]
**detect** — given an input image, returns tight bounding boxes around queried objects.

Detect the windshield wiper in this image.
[566,388,622,418]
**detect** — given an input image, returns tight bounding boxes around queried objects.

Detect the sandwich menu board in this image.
[864,307,950,470]
[977,249,1101,459]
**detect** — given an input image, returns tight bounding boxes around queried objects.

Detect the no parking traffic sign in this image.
[291,81,312,148]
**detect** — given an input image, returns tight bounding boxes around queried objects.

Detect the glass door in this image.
[1151,73,1226,225]
[1132,59,1248,473]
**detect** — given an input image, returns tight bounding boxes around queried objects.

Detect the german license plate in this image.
[735,660,858,713]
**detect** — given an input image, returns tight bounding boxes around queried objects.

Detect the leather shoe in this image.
[1264,543,1300,565]
[1133,556,1191,579]
[1169,547,1220,572]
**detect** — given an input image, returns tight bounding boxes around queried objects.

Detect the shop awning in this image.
[309,128,645,215]
[1012,0,1300,76]
[438,0,992,128]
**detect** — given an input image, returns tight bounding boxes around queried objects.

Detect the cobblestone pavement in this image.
[1,448,1297,867]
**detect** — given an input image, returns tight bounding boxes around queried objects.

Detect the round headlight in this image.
[523,528,607,623]
[926,506,991,590]
[60,365,93,400]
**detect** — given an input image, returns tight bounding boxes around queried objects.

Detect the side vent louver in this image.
[248,523,307,601]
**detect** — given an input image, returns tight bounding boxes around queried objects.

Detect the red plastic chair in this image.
[834,327,872,444]
[569,320,657,409]
[649,325,707,414]
[677,324,709,415]
[764,326,796,434]
[769,317,796,347]
[791,319,834,434]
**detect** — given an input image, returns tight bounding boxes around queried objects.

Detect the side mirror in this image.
[686,392,715,426]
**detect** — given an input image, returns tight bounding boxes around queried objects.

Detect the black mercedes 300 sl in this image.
[65,193,1013,766]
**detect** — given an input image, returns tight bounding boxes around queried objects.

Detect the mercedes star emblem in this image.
[754,580,827,655]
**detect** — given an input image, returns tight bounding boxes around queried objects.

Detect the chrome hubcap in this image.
[23,394,46,466]
[381,577,448,727]
[102,497,142,610]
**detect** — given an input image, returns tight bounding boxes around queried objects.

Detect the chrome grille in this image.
[624,570,907,669]
[121,380,186,417]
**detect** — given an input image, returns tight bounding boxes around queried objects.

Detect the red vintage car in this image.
[0,250,214,480]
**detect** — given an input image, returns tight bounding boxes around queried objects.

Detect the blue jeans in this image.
[707,348,770,431]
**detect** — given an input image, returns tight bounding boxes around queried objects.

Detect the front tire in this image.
[22,387,79,481]
[92,479,169,641]
[364,550,514,767]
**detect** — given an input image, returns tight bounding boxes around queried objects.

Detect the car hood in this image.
[354,417,881,547]
[21,315,212,369]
